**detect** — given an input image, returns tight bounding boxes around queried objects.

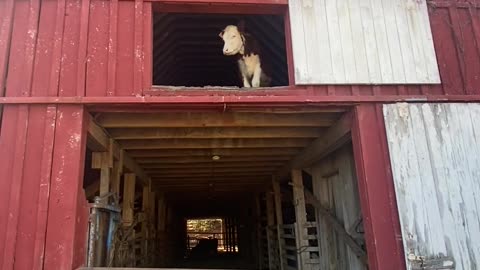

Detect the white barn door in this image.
[289,0,440,85]
[384,103,480,270]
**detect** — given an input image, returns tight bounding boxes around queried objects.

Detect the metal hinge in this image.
[408,253,455,269]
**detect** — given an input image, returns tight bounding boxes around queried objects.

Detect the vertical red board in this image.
[86,0,110,96]
[75,0,91,97]
[31,0,59,96]
[44,105,88,269]
[458,7,480,94]
[48,0,68,97]
[143,2,153,92]
[0,106,24,268]
[115,1,135,96]
[133,0,144,95]
[13,106,56,270]
[5,0,40,97]
[59,0,82,97]
[107,0,119,96]
[72,189,89,269]
[351,104,406,270]
[0,0,15,96]
[0,105,29,269]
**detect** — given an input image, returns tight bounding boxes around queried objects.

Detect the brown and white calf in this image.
[219,23,271,88]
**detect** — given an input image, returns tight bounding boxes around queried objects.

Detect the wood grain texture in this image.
[289,0,440,85]
[384,103,480,270]
[311,145,366,270]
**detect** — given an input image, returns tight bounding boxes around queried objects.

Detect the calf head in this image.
[219,23,245,56]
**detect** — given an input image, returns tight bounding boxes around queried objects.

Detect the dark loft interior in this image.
[152,13,289,87]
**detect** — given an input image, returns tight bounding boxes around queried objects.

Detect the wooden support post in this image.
[272,179,285,270]
[266,190,276,270]
[141,181,150,265]
[291,169,312,270]
[255,194,264,269]
[111,150,124,195]
[122,173,136,226]
[148,191,156,264]
[92,151,113,197]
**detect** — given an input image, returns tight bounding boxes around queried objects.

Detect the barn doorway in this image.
[81,107,369,270]
[152,11,289,88]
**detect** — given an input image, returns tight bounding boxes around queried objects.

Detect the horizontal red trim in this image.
[148,0,288,4]
[1,95,480,105]
[152,2,287,14]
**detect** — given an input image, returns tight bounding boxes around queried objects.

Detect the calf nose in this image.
[223,48,229,54]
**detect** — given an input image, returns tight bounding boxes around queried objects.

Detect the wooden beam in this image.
[304,188,368,265]
[152,172,272,181]
[96,112,339,128]
[108,127,322,139]
[276,113,352,179]
[123,154,148,184]
[152,179,269,186]
[92,152,113,197]
[122,173,136,226]
[266,191,276,270]
[126,148,301,158]
[111,151,124,195]
[140,161,284,169]
[118,138,311,150]
[291,170,313,270]
[272,179,285,270]
[145,167,279,174]
[141,182,151,263]
[152,178,269,184]
[136,156,292,164]
[87,117,110,152]
[152,185,266,192]
[88,116,150,184]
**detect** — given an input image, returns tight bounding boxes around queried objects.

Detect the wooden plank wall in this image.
[0,105,89,270]
[289,0,440,85]
[0,0,479,98]
[310,145,366,270]
[384,103,480,270]
[0,0,152,98]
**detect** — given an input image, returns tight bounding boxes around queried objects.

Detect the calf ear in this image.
[218,30,225,38]
[237,20,246,33]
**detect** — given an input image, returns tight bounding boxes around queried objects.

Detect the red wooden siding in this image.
[352,104,406,270]
[0,105,89,270]
[0,0,479,100]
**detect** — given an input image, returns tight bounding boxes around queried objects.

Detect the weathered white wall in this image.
[384,103,480,270]
[289,0,440,85]
[310,145,366,270]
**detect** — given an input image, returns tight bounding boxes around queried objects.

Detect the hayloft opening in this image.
[152,13,289,88]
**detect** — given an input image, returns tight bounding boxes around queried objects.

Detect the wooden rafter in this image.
[108,127,322,139]
[118,138,312,150]
[276,112,353,179]
[95,112,339,128]
[135,156,292,164]
[87,115,150,183]
[126,148,301,158]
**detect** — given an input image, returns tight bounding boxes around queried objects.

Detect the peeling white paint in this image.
[384,103,480,270]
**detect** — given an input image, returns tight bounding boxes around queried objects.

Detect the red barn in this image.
[0,0,479,269]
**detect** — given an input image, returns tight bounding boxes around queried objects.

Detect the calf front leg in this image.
[238,60,251,88]
[252,64,262,88]
[242,74,252,88]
